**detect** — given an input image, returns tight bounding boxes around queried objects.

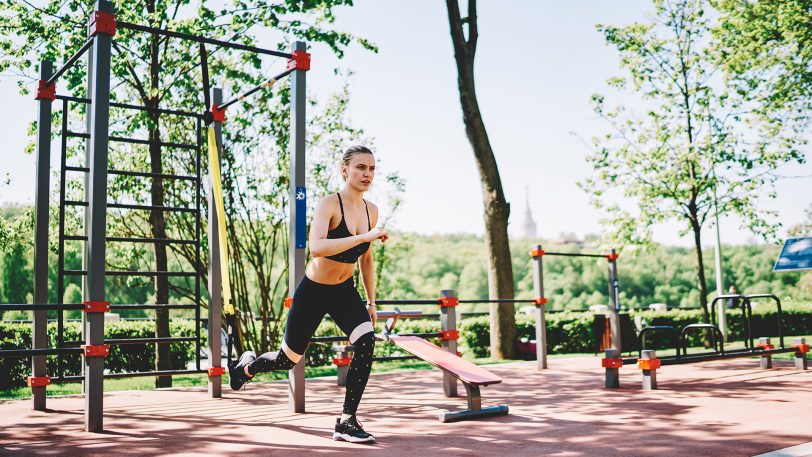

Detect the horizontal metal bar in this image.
[63,166,198,182]
[219,67,295,110]
[53,369,208,382]
[398,332,444,339]
[110,304,198,310]
[457,299,537,304]
[372,355,419,362]
[117,21,293,59]
[63,337,197,346]
[542,251,609,259]
[109,203,198,213]
[64,131,197,150]
[310,336,351,343]
[63,270,197,277]
[63,235,197,245]
[375,299,441,305]
[622,346,800,366]
[64,200,88,207]
[0,347,84,357]
[46,37,94,87]
[55,95,202,118]
[377,310,424,319]
[0,303,84,311]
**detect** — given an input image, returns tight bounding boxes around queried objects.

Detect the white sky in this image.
[1,0,809,247]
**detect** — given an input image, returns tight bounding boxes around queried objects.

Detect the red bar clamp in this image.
[284,297,293,309]
[287,50,311,71]
[211,104,226,123]
[89,11,117,37]
[757,343,774,350]
[440,297,458,308]
[82,300,110,313]
[207,366,225,377]
[638,359,661,370]
[529,249,545,258]
[28,376,51,387]
[601,358,622,369]
[332,357,352,367]
[533,297,548,305]
[607,252,619,261]
[440,330,459,341]
[82,344,110,357]
[794,344,810,354]
[35,80,56,101]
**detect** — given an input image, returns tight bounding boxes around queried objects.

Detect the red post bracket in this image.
[82,300,110,313]
[440,330,459,341]
[207,366,225,377]
[287,50,311,71]
[332,357,352,367]
[529,249,545,258]
[89,11,117,37]
[533,297,548,306]
[601,358,622,369]
[211,104,226,123]
[440,297,458,308]
[283,297,293,309]
[638,359,661,370]
[794,344,810,354]
[82,344,110,357]
[607,252,619,261]
[757,343,774,350]
[35,80,56,101]
[28,376,51,388]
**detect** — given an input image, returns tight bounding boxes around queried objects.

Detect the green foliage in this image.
[0,320,203,389]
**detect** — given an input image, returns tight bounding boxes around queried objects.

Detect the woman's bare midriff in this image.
[305,257,357,284]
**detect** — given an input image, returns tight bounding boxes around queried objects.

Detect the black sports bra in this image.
[325,193,372,263]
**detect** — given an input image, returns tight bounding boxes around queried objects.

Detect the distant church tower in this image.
[521,187,538,240]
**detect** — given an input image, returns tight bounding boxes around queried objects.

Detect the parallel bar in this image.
[65,131,198,150]
[544,251,609,258]
[621,346,798,366]
[218,68,295,110]
[0,303,84,311]
[375,300,443,305]
[63,235,197,245]
[62,337,196,346]
[64,270,197,277]
[45,38,94,87]
[110,304,197,310]
[0,347,84,357]
[55,95,202,118]
[457,299,536,304]
[117,21,293,59]
[55,369,208,382]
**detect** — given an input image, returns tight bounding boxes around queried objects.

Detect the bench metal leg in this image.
[438,382,509,423]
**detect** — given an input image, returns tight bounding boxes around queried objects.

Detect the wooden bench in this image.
[388,335,509,422]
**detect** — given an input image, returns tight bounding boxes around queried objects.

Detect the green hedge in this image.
[0,320,202,389]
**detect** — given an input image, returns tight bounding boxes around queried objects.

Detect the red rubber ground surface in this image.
[1,356,809,456]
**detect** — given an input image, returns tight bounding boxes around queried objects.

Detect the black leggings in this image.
[247,275,375,416]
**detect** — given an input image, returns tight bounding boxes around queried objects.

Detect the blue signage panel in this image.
[295,186,307,248]
[773,237,812,272]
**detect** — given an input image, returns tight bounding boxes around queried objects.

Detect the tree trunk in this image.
[691,217,712,347]
[446,0,515,359]
[146,6,171,387]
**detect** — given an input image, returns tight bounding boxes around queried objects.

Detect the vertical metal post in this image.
[440,289,458,397]
[84,0,114,432]
[32,60,54,411]
[758,337,772,369]
[607,249,622,352]
[207,88,224,398]
[640,350,657,390]
[530,244,548,369]
[604,348,620,388]
[288,41,308,413]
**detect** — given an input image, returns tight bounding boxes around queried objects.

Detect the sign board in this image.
[773,237,812,272]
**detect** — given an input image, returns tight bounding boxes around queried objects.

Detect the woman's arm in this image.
[309,197,379,258]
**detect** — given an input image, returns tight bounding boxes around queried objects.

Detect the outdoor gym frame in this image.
[0,0,309,432]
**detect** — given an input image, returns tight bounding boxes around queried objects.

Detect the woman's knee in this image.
[352,332,375,355]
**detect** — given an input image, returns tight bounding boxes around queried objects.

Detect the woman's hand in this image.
[366,302,377,327]
[363,227,388,243]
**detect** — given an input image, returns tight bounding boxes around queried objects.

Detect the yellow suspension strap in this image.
[200,42,243,364]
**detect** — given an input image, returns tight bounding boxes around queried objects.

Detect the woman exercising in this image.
[228,145,387,444]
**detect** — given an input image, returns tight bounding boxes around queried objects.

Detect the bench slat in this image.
[389,336,502,386]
